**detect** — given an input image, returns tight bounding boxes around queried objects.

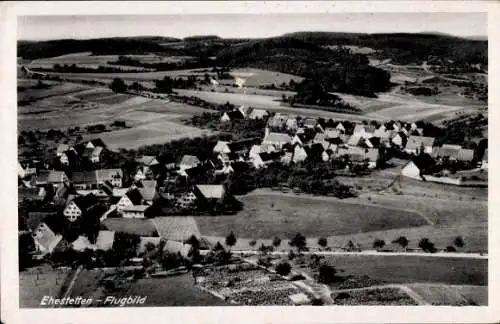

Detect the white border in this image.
[1,2,499,324]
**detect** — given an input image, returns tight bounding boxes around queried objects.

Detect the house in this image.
[72,230,115,251]
[91,146,106,164]
[179,155,201,171]
[373,128,391,139]
[352,124,376,139]
[116,188,145,212]
[249,144,277,160]
[56,144,70,157]
[302,118,317,129]
[32,222,62,255]
[36,171,68,187]
[262,128,292,150]
[194,184,226,203]
[433,145,474,162]
[292,145,308,163]
[220,110,245,122]
[213,141,231,154]
[60,150,77,166]
[481,149,488,169]
[347,134,364,147]
[405,136,436,154]
[175,191,198,209]
[18,162,26,179]
[18,187,45,201]
[137,180,157,204]
[335,122,346,133]
[324,128,341,139]
[71,169,123,189]
[268,113,288,128]
[401,154,435,180]
[85,138,106,149]
[292,131,315,146]
[63,193,99,222]
[122,205,149,218]
[248,108,269,120]
[285,117,298,131]
[252,152,282,169]
[135,155,159,166]
[391,132,407,148]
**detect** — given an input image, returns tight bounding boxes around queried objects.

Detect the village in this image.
[18,100,488,306]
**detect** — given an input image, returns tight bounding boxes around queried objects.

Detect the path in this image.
[56,265,83,307]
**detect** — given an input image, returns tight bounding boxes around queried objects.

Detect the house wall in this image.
[293,146,308,163]
[64,201,82,222]
[117,195,133,212]
[401,162,421,180]
[122,210,145,219]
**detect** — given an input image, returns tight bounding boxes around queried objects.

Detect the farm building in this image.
[262,128,292,150]
[35,170,68,188]
[63,193,99,222]
[32,222,62,255]
[405,136,435,155]
[116,188,148,212]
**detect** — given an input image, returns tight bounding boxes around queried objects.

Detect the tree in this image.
[185,235,200,249]
[373,239,386,249]
[445,246,457,252]
[110,78,127,93]
[112,232,140,261]
[249,240,257,248]
[272,236,282,249]
[225,231,237,250]
[318,237,328,248]
[419,238,437,253]
[454,236,465,248]
[19,232,35,269]
[289,233,307,252]
[318,263,337,284]
[275,261,292,276]
[392,236,409,251]
[213,241,225,251]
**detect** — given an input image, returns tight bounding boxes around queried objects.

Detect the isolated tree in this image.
[110,78,127,93]
[318,263,337,284]
[275,261,292,276]
[289,233,307,252]
[249,240,257,248]
[392,236,409,251]
[318,237,328,248]
[272,236,282,249]
[373,239,386,249]
[454,236,465,248]
[419,238,437,253]
[225,231,237,250]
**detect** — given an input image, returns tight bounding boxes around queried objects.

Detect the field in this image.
[19,265,71,308]
[116,275,229,306]
[67,268,109,306]
[101,218,159,237]
[406,284,487,306]
[316,254,487,286]
[152,216,201,242]
[332,287,418,305]
[195,191,428,240]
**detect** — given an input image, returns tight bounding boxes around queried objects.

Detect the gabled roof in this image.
[195,184,226,199]
[71,193,99,211]
[179,155,201,166]
[263,132,292,144]
[411,153,436,170]
[457,149,475,162]
[324,128,341,139]
[268,114,288,127]
[125,188,144,205]
[33,222,62,253]
[248,108,268,119]
[138,180,157,201]
[92,146,104,156]
[406,136,436,150]
[56,144,70,155]
[87,138,106,148]
[36,170,66,184]
[223,110,245,120]
[122,205,149,212]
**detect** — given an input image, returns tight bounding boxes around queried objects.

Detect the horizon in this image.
[18,13,487,42]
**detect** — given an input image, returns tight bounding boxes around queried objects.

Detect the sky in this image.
[18,13,487,41]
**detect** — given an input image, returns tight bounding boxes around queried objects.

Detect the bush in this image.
[275,261,292,276]
[418,238,437,253]
[318,237,328,248]
[454,236,465,248]
[373,239,386,249]
[249,240,257,248]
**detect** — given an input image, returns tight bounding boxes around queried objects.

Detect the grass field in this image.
[101,218,158,237]
[195,192,428,239]
[317,254,487,286]
[406,284,487,306]
[19,265,71,308]
[116,275,229,306]
[153,216,201,242]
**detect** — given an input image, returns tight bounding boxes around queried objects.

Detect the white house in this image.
[213,141,231,154]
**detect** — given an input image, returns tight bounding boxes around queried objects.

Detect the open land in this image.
[19,265,72,307]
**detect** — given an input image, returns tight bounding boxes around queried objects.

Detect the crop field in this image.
[153,216,201,242]
[332,287,418,305]
[195,192,428,239]
[101,218,159,237]
[317,254,487,286]
[406,284,487,306]
[116,275,229,306]
[19,265,71,307]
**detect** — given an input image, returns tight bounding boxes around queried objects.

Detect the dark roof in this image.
[126,188,144,205]
[224,110,245,120]
[259,151,282,162]
[88,138,106,148]
[72,194,99,211]
[368,137,381,147]
[411,154,436,170]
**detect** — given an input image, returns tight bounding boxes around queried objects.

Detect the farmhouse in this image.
[71,169,123,189]
[117,188,147,212]
[353,124,376,139]
[262,128,292,150]
[248,108,269,120]
[36,170,68,187]
[221,110,244,122]
[405,136,435,154]
[32,222,62,255]
[63,193,99,222]
[179,155,201,171]
[401,154,435,180]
